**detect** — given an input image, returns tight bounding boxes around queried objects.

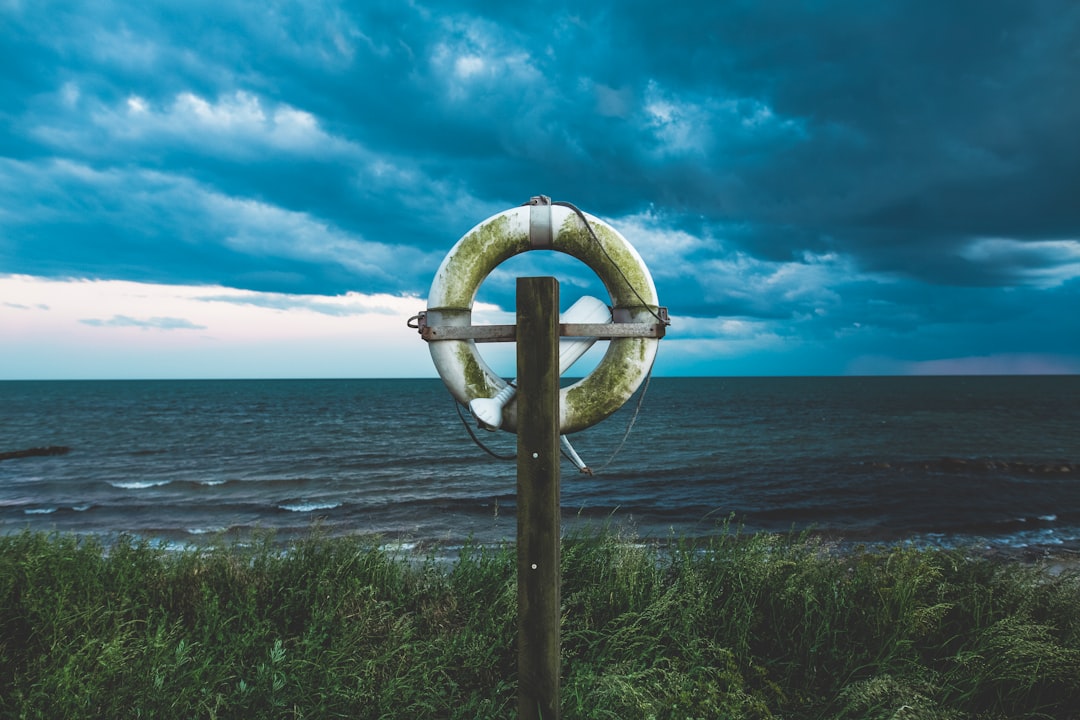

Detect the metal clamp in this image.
[527,195,553,249]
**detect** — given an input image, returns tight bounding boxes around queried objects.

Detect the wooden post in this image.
[516,276,561,720]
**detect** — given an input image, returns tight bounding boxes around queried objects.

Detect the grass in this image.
[1,527,1079,719]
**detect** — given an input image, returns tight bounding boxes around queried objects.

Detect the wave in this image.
[865,457,1078,476]
[277,501,342,513]
[169,476,325,490]
[108,480,172,489]
[1,502,94,516]
[953,512,1067,535]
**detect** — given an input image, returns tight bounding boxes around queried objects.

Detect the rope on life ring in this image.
[417,196,667,435]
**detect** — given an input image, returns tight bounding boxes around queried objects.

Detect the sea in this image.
[2,377,1079,556]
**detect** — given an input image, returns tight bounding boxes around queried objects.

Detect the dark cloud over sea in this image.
[2,1,1078,375]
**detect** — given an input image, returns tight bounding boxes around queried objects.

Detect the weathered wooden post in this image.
[515,276,561,720]
[414,197,667,720]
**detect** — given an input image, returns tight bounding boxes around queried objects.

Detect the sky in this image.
[2,1,1079,379]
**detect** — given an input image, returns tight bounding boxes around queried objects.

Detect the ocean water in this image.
[2,377,1078,553]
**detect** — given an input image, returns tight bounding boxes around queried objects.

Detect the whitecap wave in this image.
[380,541,418,553]
[108,480,171,489]
[278,501,341,512]
[24,507,57,515]
[186,526,227,535]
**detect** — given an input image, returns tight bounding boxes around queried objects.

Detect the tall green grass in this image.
[1,527,1078,718]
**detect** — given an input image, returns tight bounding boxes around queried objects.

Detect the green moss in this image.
[553,214,661,432]
[432,210,659,314]
[438,215,530,309]
[553,215,656,309]
[456,342,498,399]
[564,338,650,433]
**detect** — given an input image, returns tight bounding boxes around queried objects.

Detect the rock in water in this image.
[0,446,72,461]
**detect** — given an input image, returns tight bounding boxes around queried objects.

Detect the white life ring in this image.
[425,200,661,434]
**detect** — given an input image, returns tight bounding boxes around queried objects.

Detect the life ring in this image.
[424,199,662,435]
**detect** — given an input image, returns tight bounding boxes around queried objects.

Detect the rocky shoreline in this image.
[974,541,1080,576]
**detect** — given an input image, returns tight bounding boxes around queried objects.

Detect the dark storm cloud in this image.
[1,0,1077,372]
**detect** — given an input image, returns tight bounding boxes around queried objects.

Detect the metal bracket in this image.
[414,308,669,342]
[527,195,553,249]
